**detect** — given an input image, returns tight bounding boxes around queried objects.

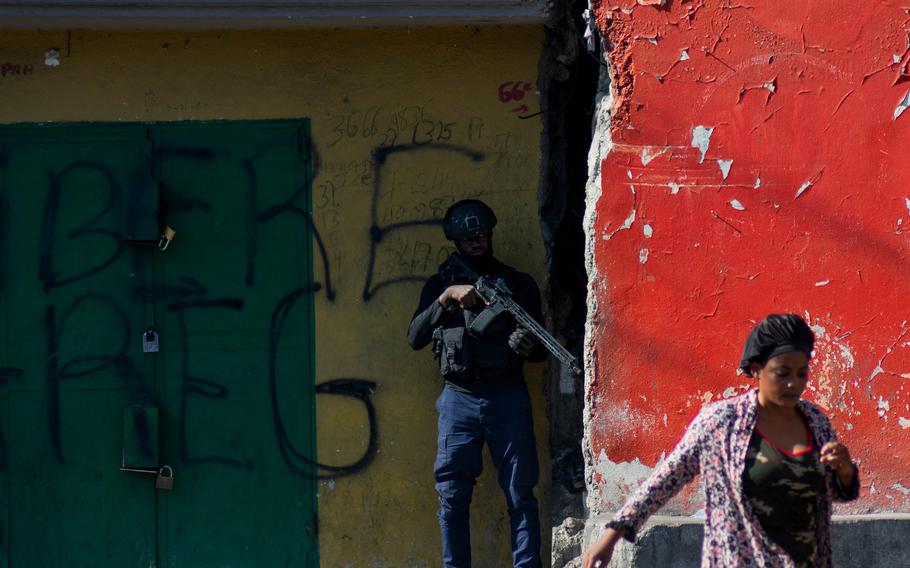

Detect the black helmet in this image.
[442,199,497,240]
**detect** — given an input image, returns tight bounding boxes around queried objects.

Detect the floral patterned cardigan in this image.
[606,390,860,568]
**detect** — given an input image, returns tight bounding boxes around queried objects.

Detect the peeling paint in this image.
[603,209,637,241]
[795,180,813,199]
[838,343,855,368]
[679,49,690,61]
[643,224,653,238]
[894,89,910,120]
[892,483,910,496]
[690,126,714,164]
[638,248,649,264]
[879,397,891,417]
[590,0,910,518]
[641,146,668,166]
[583,60,612,521]
[871,365,885,381]
[588,450,654,513]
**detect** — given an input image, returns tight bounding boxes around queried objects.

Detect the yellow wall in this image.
[0,27,548,566]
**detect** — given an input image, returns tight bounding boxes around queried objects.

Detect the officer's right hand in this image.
[439,285,485,309]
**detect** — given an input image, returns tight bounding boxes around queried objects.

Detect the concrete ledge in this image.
[583,514,910,567]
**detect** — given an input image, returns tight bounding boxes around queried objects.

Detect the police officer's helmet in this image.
[442,199,497,240]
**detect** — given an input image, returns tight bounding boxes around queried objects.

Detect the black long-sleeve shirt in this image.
[407,254,546,392]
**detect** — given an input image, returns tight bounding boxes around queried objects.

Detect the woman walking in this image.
[582,314,859,568]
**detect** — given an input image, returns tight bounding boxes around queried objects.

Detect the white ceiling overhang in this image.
[0,0,549,29]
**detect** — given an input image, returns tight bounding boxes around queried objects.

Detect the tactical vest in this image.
[432,259,523,381]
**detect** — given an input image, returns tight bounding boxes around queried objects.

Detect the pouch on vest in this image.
[439,327,473,377]
[468,302,507,337]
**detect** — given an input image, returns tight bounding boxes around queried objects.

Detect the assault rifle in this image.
[448,255,583,376]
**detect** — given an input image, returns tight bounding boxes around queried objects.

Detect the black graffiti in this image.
[158,140,337,301]
[173,138,284,288]
[361,143,485,301]
[314,379,379,478]
[237,140,282,289]
[269,285,378,478]
[157,143,261,287]
[44,294,152,464]
[269,285,319,476]
[8,128,380,481]
[143,276,313,473]
[253,135,334,300]
[145,277,251,469]
[38,161,124,293]
[259,191,336,302]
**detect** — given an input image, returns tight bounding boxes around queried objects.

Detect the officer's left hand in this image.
[509,327,536,357]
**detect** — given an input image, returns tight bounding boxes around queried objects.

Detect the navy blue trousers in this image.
[434,384,541,568]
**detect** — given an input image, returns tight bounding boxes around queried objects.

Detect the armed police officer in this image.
[407,199,546,568]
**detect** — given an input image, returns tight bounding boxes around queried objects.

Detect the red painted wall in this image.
[587,0,910,513]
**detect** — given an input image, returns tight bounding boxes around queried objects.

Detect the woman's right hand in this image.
[581,527,624,568]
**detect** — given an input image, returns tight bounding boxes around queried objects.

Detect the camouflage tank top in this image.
[742,429,826,568]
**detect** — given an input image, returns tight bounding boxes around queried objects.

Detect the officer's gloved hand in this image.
[508,326,536,358]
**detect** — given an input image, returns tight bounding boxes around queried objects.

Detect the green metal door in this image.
[0,121,317,567]
[0,125,158,568]
[153,121,317,567]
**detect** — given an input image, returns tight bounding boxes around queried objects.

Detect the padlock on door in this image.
[143,328,160,353]
[156,465,174,490]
